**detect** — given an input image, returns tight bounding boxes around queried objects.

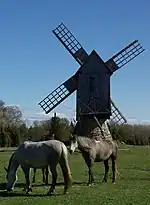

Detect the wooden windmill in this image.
[38,22,145,136]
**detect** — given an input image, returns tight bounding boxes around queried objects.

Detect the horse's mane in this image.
[7,152,15,172]
[77,136,96,149]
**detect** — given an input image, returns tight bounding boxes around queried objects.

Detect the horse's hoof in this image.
[112,181,116,184]
[25,191,30,195]
[102,179,107,183]
[23,187,32,194]
[29,187,32,192]
[25,190,32,195]
[7,188,13,192]
[4,190,10,194]
[47,191,55,196]
[45,183,49,186]
[87,183,93,187]
[63,191,69,195]
[22,188,26,192]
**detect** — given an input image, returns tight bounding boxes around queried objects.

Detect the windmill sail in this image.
[38,75,77,114]
[106,40,145,73]
[53,23,145,74]
[53,22,89,65]
[110,99,127,125]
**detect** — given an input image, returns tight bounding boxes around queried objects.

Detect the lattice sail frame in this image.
[52,22,88,65]
[109,99,127,125]
[39,84,70,114]
[106,40,145,72]
[39,75,77,114]
[38,22,145,125]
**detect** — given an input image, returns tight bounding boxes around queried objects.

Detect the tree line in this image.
[0,100,150,147]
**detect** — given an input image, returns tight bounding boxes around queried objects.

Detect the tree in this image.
[0,100,6,127]
[19,123,29,143]
[50,114,71,141]
[0,100,23,147]
[4,105,22,126]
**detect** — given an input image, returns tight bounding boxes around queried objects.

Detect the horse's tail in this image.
[59,143,72,193]
[116,169,121,176]
[114,142,122,177]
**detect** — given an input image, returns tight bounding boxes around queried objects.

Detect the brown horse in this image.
[68,135,118,185]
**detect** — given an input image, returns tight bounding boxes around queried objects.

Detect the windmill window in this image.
[89,76,95,92]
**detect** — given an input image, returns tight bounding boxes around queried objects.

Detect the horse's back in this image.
[21,140,63,150]
[15,140,65,168]
[78,136,96,149]
[93,139,118,161]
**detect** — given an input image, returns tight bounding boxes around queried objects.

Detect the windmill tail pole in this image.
[93,116,104,136]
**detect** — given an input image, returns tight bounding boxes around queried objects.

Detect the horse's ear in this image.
[4,167,8,173]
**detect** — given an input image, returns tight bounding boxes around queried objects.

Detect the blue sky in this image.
[0,0,149,124]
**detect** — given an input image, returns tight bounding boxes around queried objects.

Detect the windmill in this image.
[38,22,145,137]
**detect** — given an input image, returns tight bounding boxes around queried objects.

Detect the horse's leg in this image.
[82,152,94,186]
[85,160,94,186]
[111,156,117,184]
[42,168,46,184]
[88,164,94,185]
[32,168,36,183]
[47,163,57,195]
[45,167,49,185]
[21,166,32,194]
[102,159,109,183]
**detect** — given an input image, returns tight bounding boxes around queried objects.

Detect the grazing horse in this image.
[28,134,54,185]
[68,135,118,185]
[4,140,72,195]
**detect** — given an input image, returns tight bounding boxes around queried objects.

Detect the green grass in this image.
[0,146,150,204]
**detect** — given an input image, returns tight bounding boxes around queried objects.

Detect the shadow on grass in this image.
[0,182,25,190]
[0,191,62,197]
[0,181,87,191]
[0,181,88,197]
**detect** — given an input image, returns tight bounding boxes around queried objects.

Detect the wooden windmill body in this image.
[38,23,145,138]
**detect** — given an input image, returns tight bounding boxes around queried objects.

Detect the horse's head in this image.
[69,135,78,155]
[4,163,18,192]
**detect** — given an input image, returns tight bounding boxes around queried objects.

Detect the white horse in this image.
[4,140,72,195]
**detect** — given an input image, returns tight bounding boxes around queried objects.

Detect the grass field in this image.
[0,146,150,204]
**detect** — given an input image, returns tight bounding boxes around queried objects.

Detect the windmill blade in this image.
[38,75,77,114]
[106,40,145,73]
[53,22,89,65]
[110,99,127,125]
